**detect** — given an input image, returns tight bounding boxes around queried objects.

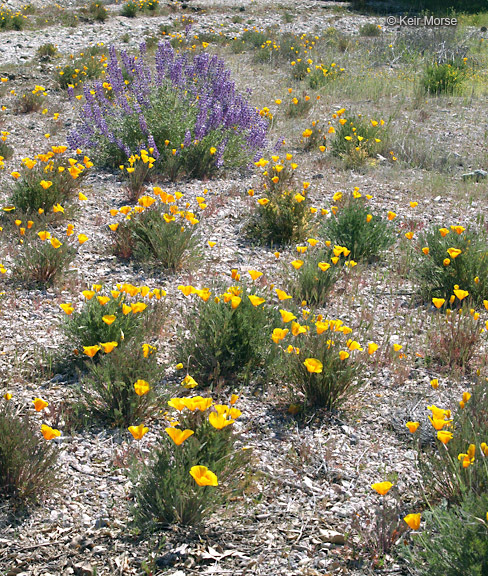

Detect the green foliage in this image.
[121,0,138,17]
[421,61,465,95]
[133,400,249,529]
[414,226,488,305]
[0,139,14,161]
[0,399,61,506]
[246,158,312,247]
[85,1,108,22]
[14,91,45,114]
[285,94,312,118]
[417,381,488,505]
[79,344,161,427]
[276,318,363,409]
[323,195,395,263]
[176,285,280,388]
[308,63,345,89]
[9,154,86,215]
[425,307,482,373]
[0,9,24,30]
[403,493,488,576]
[330,113,387,168]
[359,23,381,37]
[113,203,201,272]
[63,288,158,354]
[36,43,58,60]
[13,232,76,288]
[287,247,341,306]
[55,47,106,90]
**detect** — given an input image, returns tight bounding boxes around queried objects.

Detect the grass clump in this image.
[322,192,395,263]
[62,283,164,357]
[359,23,381,37]
[273,314,364,409]
[330,111,388,169]
[55,46,106,90]
[68,42,267,182]
[121,0,138,17]
[287,245,341,307]
[421,61,466,95]
[133,395,249,529]
[414,225,488,305]
[79,344,162,427]
[176,280,280,388]
[13,86,46,114]
[425,306,482,373]
[36,43,58,61]
[0,397,61,507]
[85,1,108,22]
[245,156,313,247]
[9,148,89,215]
[111,190,201,272]
[403,493,488,576]
[13,230,76,288]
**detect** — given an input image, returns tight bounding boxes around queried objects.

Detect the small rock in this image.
[319,529,345,545]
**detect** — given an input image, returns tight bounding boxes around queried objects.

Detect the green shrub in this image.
[176,282,280,388]
[414,225,488,305]
[133,395,249,529]
[79,343,162,427]
[402,493,488,576]
[287,246,341,306]
[359,23,381,37]
[246,156,313,247]
[111,192,201,271]
[308,63,345,89]
[121,0,138,17]
[0,8,25,30]
[13,230,76,288]
[14,90,45,114]
[322,194,395,263]
[285,94,313,118]
[9,149,88,215]
[62,283,163,355]
[274,315,364,409]
[421,62,465,95]
[0,397,61,506]
[425,307,482,373]
[414,381,488,507]
[0,134,14,161]
[36,43,58,60]
[55,47,106,90]
[88,1,107,21]
[330,112,387,168]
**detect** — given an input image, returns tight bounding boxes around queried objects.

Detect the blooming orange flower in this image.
[437,430,453,444]
[406,421,419,433]
[432,298,445,309]
[371,481,393,495]
[128,424,148,440]
[33,398,48,411]
[134,380,150,396]
[60,303,74,315]
[102,315,116,325]
[190,465,218,487]
[165,427,194,445]
[248,270,263,281]
[303,358,323,373]
[404,513,421,530]
[209,412,234,429]
[41,424,61,440]
[280,310,297,323]
[83,345,100,358]
[100,341,118,353]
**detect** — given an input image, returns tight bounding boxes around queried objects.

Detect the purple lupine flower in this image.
[184,130,192,148]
